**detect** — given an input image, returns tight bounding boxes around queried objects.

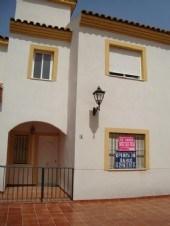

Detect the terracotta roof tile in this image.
[82,10,170,35]
[10,18,72,32]
[10,18,72,42]
[66,0,77,3]
[0,35,9,41]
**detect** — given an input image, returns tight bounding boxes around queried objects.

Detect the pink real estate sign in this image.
[118,136,136,151]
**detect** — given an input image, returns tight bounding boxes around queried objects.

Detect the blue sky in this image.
[0,0,170,36]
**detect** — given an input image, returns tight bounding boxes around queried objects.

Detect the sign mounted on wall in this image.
[115,151,136,169]
[118,136,136,151]
[114,135,136,169]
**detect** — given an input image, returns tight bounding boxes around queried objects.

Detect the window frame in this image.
[28,45,58,81]
[33,51,53,80]
[104,128,149,171]
[105,40,147,81]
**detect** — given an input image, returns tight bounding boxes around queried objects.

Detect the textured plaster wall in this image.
[58,18,80,169]
[15,0,71,27]
[0,34,70,165]
[73,27,170,200]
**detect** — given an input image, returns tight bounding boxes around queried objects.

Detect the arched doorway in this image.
[7,121,63,168]
[1,121,74,202]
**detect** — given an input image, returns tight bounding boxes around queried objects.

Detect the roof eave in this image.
[80,11,170,45]
[10,19,72,42]
[0,37,9,46]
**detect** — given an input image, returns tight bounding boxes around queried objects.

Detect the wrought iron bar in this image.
[0,165,74,202]
[41,167,45,202]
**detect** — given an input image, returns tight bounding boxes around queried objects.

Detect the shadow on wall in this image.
[0,87,2,112]
[89,110,99,138]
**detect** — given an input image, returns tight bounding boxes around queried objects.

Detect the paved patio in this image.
[0,196,170,226]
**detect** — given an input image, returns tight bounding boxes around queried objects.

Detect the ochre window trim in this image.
[105,40,147,81]
[28,45,58,81]
[104,128,149,171]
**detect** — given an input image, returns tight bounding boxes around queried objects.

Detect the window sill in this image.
[106,168,148,172]
[28,77,55,82]
[108,73,145,82]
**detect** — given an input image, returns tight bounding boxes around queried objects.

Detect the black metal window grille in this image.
[109,133,145,169]
[14,135,29,164]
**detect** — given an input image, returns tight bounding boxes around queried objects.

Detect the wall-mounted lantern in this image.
[92,86,105,116]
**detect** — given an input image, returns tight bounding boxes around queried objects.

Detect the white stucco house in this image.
[0,0,170,201]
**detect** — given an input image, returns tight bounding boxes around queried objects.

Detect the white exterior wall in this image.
[0,34,70,165]
[0,46,8,82]
[0,45,8,112]
[73,27,170,200]
[0,45,9,165]
[2,2,170,199]
[58,19,80,168]
[15,0,71,27]
[0,45,8,189]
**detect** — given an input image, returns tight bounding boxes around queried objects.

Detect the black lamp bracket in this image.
[93,105,100,116]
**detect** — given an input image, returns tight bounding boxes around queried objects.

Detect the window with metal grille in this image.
[14,135,29,164]
[109,133,145,169]
[105,129,149,170]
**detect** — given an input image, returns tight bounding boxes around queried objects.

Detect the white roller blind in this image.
[109,47,142,77]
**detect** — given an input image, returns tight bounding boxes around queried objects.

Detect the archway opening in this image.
[1,121,73,201]
[7,121,65,167]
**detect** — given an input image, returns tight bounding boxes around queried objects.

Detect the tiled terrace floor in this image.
[1,196,170,226]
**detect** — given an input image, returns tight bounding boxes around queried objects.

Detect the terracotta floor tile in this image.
[51,222,67,226]
[69,224,88,226]
[23,224,39,226]
[53,219,69,225]
[1,197,170,225]
[6,224,22,226]
[22,218,37,224]
[7,217,22,223]
[39,223,56,226]
[0,223,6,226]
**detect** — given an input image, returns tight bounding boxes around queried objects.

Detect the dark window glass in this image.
[33,53,42,79]
[42,54,51,79]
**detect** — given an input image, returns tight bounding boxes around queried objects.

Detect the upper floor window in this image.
[105,40,147,81]
[28,45,58,81]
[33,51,53,80]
